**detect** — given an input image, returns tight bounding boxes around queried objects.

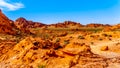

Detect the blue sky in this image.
[1,0,120,24]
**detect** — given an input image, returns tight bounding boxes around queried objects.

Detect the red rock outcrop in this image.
[14,17,46,34]
[86,23,111,28]
[48,21,83,28]
[0,9,17,35]
[15,17,46,29]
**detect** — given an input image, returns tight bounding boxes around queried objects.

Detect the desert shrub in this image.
[108,38,112,40]
[38,65,45,68]
[33,41,39,46]
[90,35,94,38]
[37,33,50,40]
[78,35,85,39]
[99,38,103,41]
[68,31,74,34]
[64,40,69,45]
[102,34,112,37]
[102,33,108,37]
[91,42,94,45]
[108,35,112,37]
[44,34,50,39]
[59,32,68,37]
[55,38,60,42]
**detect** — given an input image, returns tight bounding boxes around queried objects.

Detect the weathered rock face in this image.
[0,37,115,68]
[0,37,63,68]
[0,10,17,35]
[15,17,46,29]
[14,17,46,34]
[86,23,102,27]
[86,23,111,28]
[48,21,83,28]
[0,10,10,26]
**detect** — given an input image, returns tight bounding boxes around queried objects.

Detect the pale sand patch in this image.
[90,38,120,58]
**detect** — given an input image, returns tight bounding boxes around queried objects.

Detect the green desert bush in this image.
[55,38,60,42]
[38,65,45,68]
[64,40,69,45]
[78,35,85,39]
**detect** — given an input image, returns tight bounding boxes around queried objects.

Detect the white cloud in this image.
[0,0,24,11]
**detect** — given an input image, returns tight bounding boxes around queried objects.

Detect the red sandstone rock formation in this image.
[48,21,83,28]
[86,23,111,28]
[14,17,46,33]
[0,9,17,35]
[15,17,46,29]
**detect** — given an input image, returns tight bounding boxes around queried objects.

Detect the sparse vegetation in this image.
[102,33,112,37]
[91,42,94,45]
[55,38,60,42]
[64,40,69,45]
[99,38,103,41]
[90,35,94,38]
[78,35,85,39]
[102,33,108,37]
[38,65,45,68]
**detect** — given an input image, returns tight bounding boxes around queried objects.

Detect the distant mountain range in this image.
[0,9,119,35]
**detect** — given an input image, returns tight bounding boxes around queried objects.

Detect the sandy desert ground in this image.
[0,10,120,68]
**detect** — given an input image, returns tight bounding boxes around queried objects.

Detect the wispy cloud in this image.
[0,0,24,11]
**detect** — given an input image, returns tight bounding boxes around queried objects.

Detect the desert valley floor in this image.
[0,10,120,68]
